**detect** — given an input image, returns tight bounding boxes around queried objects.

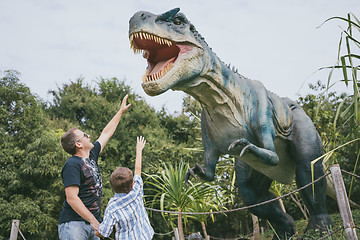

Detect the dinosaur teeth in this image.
[142,62,174,83]
[142,69,150,83]
[129,32,173,53]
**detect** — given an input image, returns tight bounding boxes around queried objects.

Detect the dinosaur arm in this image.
[251,125,279,165]
[229,90,280,166]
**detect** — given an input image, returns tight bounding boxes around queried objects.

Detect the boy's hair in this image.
[110,167,134,193]
[61,127,79,155]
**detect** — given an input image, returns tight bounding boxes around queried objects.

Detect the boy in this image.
[96,136,154,239]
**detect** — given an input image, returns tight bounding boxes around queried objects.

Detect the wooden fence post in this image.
[252,214,260,240]
[330,164,358,240]
[10,219,20,240]
[174,228,180,240]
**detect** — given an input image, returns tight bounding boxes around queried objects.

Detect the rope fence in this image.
[145,172,330,215]
[147,165,359,239]
[341,169,360,179]
[153,229,174,236]
[318,227,345,240]
[9,165,359,239]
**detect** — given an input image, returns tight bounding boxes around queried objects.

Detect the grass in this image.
[257,209,360,239]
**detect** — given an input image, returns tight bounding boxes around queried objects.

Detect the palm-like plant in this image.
[187,187,228,239]
[146,162,215,240]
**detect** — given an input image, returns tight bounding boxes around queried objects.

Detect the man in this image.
[58,94,131,240]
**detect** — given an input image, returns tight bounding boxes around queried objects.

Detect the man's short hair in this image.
[110,167,134,193]
[61,127,79,155]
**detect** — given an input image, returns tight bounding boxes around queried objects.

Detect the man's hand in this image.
[90,219,100,232]
[95,230,104,238]
[97,94,131,152]
[120,94,131,114]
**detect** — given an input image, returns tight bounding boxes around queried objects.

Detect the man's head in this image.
[61,127,93,155]
[110,167,134,193]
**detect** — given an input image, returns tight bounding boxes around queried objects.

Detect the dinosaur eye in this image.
[173,18,181,25]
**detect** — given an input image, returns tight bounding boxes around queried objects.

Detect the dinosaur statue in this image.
[129,8,332,239]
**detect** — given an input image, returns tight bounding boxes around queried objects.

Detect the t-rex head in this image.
[129,8,206,96]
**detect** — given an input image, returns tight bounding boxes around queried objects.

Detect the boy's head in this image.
[110,167,134,193]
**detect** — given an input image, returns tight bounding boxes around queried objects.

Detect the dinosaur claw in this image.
[228,140,240,151]
[240,144,250,157]
[229,138,251,156]
[189,169,197,179]
[195,163,205,175]
[185,168,197,185]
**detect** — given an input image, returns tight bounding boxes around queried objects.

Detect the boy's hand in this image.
[135,136,146,176]
[136,136,146,151]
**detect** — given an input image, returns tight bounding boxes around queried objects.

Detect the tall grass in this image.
[312,13,360,197]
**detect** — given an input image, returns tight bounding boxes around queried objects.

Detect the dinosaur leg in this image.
[185,113,221,183]
[185,146,220,182]
[290,105,332,232]
[235,158,295,239]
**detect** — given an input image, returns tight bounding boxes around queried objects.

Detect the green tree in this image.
[0,70,65,239]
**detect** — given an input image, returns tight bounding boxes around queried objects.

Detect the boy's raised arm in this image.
[134,136,146,176]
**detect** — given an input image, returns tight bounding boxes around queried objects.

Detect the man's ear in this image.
[74,141,82,149]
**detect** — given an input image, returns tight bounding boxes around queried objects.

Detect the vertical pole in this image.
[10,219,20,240]
[174,228,180,240]
[330,164,358,240]
[251,214,260,240]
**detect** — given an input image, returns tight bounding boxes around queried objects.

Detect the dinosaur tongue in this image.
[149,57,176,75]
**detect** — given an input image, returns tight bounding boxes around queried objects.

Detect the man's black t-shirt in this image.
[59,141,102,224]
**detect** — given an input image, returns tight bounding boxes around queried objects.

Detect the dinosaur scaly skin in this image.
[129,8,332,239]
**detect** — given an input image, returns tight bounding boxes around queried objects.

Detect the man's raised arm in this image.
[97,94,131,152]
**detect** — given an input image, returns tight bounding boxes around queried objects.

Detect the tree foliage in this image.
[0,70,203,238]
[0,70,65,239]
[298,81,360,205]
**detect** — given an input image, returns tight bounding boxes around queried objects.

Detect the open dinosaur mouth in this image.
[130,32,190,83]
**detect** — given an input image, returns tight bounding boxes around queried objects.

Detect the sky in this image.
[1,0,359,114]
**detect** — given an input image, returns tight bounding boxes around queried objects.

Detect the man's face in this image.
[74,129,94,151]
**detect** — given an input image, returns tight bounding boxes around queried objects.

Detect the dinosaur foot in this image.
[272,214,296,240]
[305,214,332,235]
[185,164,215,184]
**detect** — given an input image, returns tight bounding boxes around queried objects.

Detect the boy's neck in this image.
[115,192,128,197]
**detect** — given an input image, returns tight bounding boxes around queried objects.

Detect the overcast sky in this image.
[1,0,359,114]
